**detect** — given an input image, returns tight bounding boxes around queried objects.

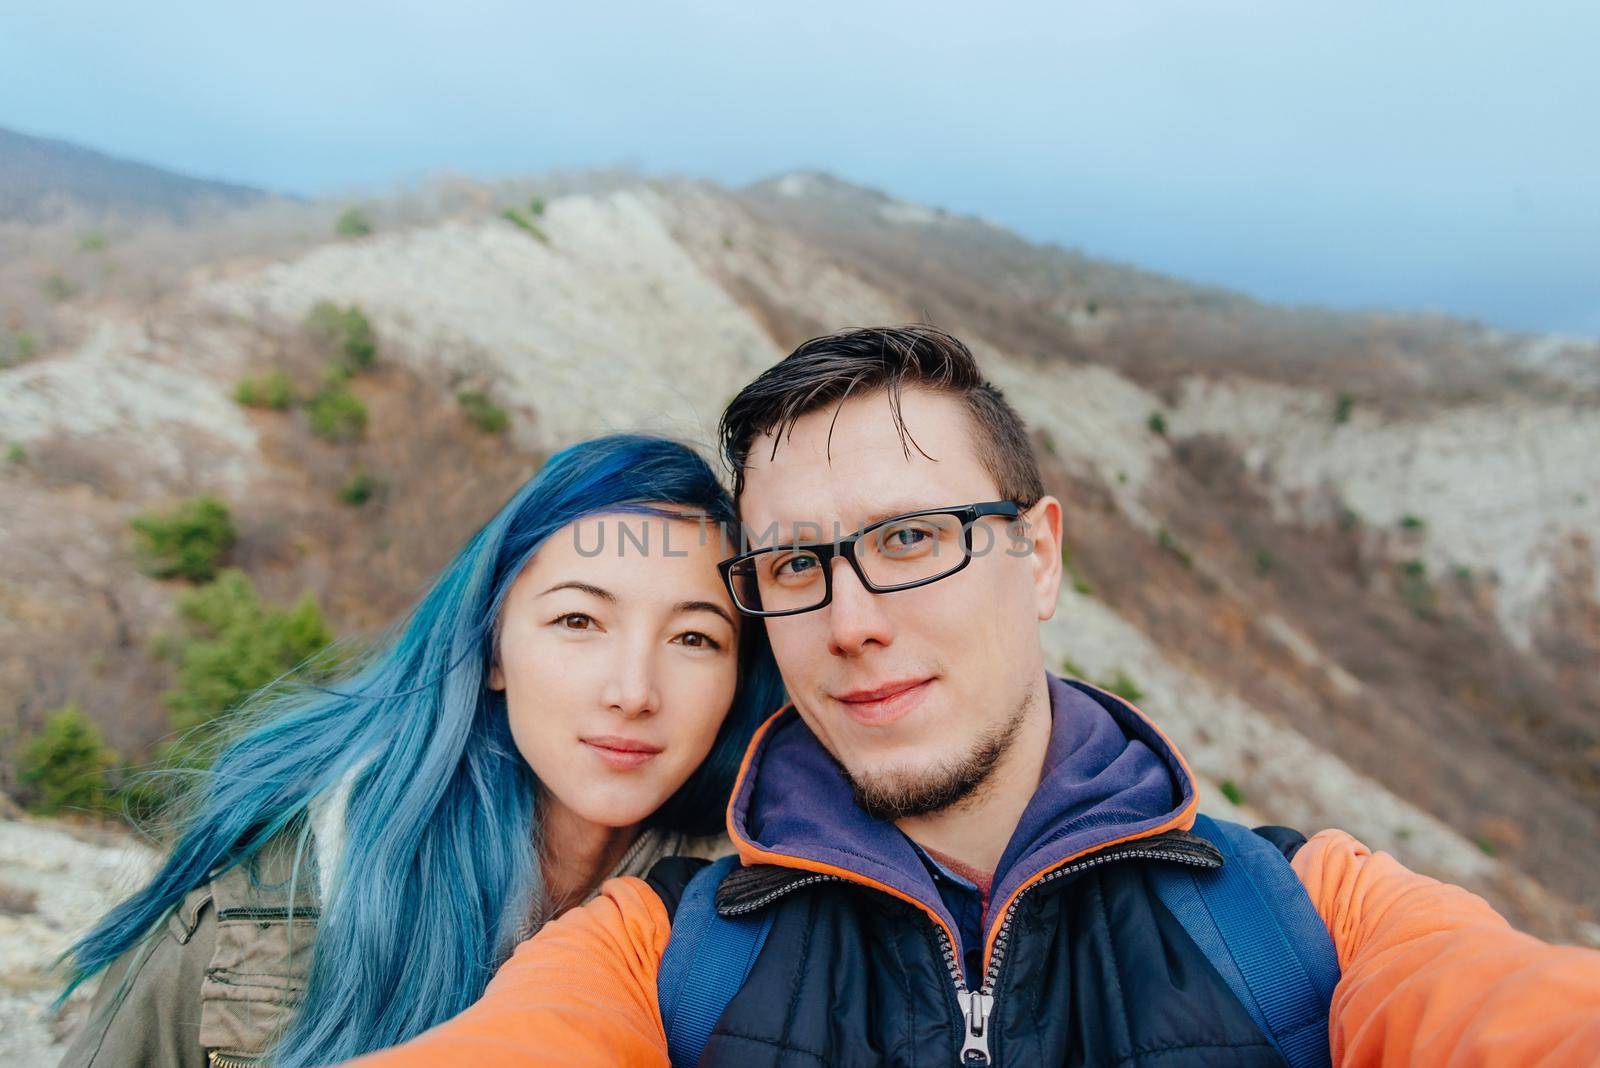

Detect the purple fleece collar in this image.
[728,673,1193,953]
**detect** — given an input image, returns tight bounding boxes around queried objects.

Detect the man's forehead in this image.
[737,390,995,528]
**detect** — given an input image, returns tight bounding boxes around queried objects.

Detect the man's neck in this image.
[895,679,1053,877]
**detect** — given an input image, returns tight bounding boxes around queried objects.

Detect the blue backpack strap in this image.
[657,855,775,1067]
[1151,813,1340,1068]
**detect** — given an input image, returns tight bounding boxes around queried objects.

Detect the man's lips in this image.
[831,677,935,726]
[581,736,663,770]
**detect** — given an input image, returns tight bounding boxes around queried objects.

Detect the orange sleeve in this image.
[344,875,671,1067]
[1294,829,1600,1067]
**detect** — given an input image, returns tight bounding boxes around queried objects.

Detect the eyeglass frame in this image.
[717,500,1026,618]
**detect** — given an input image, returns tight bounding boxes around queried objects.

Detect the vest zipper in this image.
[961,844,1220,1066]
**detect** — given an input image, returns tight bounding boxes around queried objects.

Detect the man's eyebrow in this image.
[673,600,736,628]
[857,503,946,527]
[538,581,616,601]
[763,502,942,542]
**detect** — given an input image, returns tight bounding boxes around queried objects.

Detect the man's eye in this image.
[771,552,821,579]
[878,522,937,554]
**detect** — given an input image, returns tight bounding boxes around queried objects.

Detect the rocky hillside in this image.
[2,171,1597,981]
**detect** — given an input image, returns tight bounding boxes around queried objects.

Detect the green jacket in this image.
[58,824,726,1068]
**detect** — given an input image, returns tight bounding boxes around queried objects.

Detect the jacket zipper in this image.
[214,906,320,921]
[208,1052,261,1067]
[959,845,1219,1065]
[719,842,1216,1067]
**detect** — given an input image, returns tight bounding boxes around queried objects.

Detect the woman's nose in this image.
[603,649,659,719]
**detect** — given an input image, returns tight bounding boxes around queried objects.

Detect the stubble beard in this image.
[839,689,1035,822]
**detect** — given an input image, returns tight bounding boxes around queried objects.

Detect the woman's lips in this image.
[833,677,934,727]
[581,736,663,771]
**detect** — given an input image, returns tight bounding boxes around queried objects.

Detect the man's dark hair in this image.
[719,325,1045,506]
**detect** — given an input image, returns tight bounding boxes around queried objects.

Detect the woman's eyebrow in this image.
[674,600,735,628]
[538,580,615,601]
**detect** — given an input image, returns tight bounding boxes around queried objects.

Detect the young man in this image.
[351,327,1600,1066]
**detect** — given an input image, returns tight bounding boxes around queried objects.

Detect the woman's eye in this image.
[673,631,723,651]
[553,612,596,631]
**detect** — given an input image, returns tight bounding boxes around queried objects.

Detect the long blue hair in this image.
[63,434,784,1066]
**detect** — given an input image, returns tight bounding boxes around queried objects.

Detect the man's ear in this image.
[1022,496,1064,621]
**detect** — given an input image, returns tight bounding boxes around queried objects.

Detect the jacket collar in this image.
[724,672,1201,959]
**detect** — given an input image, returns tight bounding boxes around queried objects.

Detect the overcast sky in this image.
[4,1,1597,335]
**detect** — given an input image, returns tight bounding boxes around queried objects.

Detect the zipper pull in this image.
[956,988,993,1065]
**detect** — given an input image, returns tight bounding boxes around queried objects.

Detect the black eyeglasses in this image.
[718,500,1024,618]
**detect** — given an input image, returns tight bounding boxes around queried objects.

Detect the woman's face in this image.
[490,511,741,830]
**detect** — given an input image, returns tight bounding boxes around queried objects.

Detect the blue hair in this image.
[64,434,784,1066]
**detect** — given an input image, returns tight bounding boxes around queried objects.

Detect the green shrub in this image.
[1254,548,1274,576]
[1060,542,1093,595]
[1147,411,1168,437]
[131,496,236,582]
[1219,778,1246,806]
[5,442,23,463]
[43,272,75,301]
[335,208,373,237]
[1059,656,1088,679]
[1101,670,1145,705]
[528,195,546,216]
[13,330,38,362]
[1398,559,1435,615]
[501,208,549,243]
[234,369,294,410]
[1157,527,1193,568]
[338,467,380,506]
[339,312,376,370]
[160,569,338,736]
[307,386,367,442]
[457,390,509,434]
[18,704,118,816]
[1400,514,1426,531]
[1334,392,1354,424]
[79,230,108,253]
[306,302,377,371]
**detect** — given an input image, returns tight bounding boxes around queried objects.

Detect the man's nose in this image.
[826,556,895,656]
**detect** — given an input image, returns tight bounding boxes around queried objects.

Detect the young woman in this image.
[59,434,784,1068]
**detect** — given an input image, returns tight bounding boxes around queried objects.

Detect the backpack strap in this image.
[657,855,775,1067]
[1151,813,1340,1068]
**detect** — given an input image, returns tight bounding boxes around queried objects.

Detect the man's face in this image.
[738,387,1063,816]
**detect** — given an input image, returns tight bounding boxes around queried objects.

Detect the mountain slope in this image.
[0,125,270,222]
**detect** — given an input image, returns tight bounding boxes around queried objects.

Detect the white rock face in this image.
[1168,377,1600,648]
[0,319,259,493]
[0,818,158,1065]
[198,192,784,454]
